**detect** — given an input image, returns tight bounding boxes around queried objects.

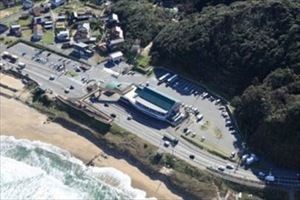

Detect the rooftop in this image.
[137,86,178,111]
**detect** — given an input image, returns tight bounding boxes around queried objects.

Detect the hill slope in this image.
[152,0,300,96]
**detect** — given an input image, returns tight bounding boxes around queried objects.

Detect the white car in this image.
[164,140,171,147]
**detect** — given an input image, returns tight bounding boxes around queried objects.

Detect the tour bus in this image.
[163,134,179,146]
[166,74,178,85]
[157,73,170,85]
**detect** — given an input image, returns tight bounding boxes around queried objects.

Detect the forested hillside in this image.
[111,0,300,168]
[112,0,171,47]
[233,68,300,168]
[152,0,300,96]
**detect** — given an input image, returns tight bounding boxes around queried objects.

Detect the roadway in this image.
[2,43,300,189]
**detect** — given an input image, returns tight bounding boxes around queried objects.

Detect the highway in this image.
[1,44,300,189]
[88,100,300,188]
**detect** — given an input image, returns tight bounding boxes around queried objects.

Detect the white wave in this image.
[0,135,155,200]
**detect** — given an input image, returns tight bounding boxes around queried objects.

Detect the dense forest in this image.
[111,0,300,168]
[152,0,300,96]
[233,68,300,168]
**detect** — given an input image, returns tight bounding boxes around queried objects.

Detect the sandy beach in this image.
[0,73,182,200]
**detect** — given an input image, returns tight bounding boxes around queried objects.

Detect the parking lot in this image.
[85,67,239,156]
[3,42,240,156]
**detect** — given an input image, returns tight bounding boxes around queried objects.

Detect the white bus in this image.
[166,74,178,84]
[157,73,170,84]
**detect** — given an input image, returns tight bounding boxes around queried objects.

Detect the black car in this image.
[104,103,109,107]
[110,113,116,118]
[189,155,195,160]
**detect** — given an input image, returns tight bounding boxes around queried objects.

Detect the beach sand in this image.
[0,73,182,200]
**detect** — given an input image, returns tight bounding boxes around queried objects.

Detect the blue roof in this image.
[137,87,178,111]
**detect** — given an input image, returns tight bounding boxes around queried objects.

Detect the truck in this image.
[163,134,179,146]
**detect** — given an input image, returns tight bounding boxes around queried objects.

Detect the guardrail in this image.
[207,167,300,189]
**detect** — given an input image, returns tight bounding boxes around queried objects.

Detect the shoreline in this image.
[0,73,182,200]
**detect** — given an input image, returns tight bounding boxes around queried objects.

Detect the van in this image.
[18,62,26,69]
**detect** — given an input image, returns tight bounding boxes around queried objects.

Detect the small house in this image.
[32,6,42,17]
[109,51,123,62]
[74,22,90,42]
[56,30,70,41]
[110,26,123,39]
[107,13,119,25]
[32,24,43,41]
[10,24,22,37]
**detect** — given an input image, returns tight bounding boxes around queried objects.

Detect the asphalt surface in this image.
[1,42,300,188]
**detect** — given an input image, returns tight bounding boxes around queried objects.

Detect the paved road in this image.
[2,43,300,188]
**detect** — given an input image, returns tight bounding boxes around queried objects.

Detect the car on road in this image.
[189,154,195,160]
[110,113,116,118]
[64,88,70,93]
[127,115,132,120]
[69,85,74,90]
[104,103,109,107]
[226,163,234,170]
[217,166,225,172]
[49,75,55,80]
[164,140,171,147]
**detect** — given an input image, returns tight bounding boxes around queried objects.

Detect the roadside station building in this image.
[122,86,181,121]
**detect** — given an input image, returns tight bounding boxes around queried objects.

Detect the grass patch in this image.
[41,31,54,45]
[65,70,78,77]
[200,120,209,130]
[136,54,151,69]
[213,127,223,139]
[0,6,21,19]
[181,135,230,160]
[0,36,16,46]
[18,16,32,27]
[21,29,32,40]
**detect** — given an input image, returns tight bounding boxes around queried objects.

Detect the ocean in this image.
[0,135,152,200]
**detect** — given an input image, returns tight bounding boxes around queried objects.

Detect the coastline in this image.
[0,74,182,200]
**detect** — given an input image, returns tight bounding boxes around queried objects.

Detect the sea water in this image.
[0,135,153,200]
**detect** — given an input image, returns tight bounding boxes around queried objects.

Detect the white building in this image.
[109,51,123,62]
[122,86,181,121]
